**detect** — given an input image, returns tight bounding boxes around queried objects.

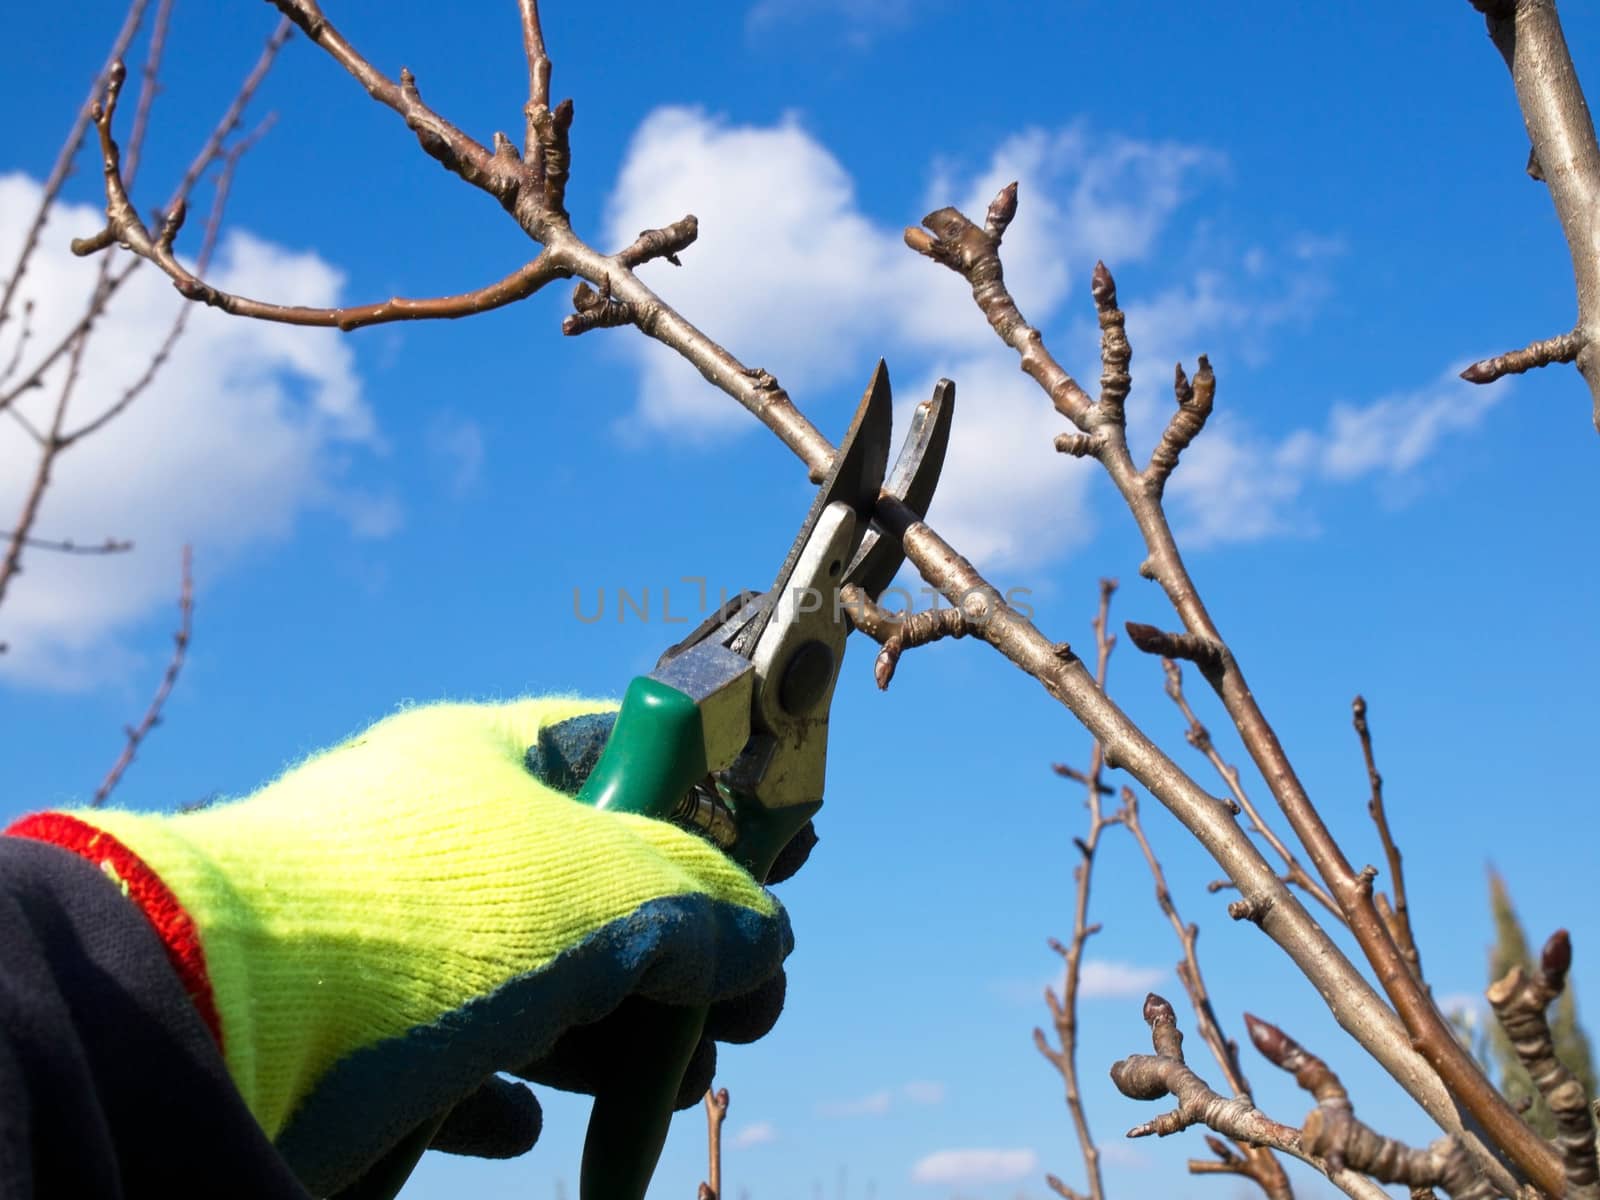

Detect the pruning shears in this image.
[568,359,953,1199]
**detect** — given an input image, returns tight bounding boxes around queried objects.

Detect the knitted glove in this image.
[4,698,792,1198]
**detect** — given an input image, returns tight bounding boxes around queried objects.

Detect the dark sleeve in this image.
[0,836,314,1200]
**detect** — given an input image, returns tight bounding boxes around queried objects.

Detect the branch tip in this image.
[984,180,1018,239]
[1461,328,1583,384]
[1091,260,1117,308]
[1124,622,1224,677]
[1541,929,1571,985]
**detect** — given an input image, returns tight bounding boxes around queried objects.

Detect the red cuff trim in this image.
[5,812,224,1050]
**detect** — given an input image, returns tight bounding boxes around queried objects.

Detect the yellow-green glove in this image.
[5,698,792,1197]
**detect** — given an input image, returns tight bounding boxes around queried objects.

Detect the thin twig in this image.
[1,16,290,419]
[163,16,294,217]
[1352,697,1423,983]
[1125,622,1224,683]
[0,301,35,391]
[1035,579,1120,1200]
[1119,789,1293,1200]
[93,545,193,806]
[1148,359,1216,492]
[0,278,101,611]
[700,1087,729,1200]
[517,0,552,163]
[6,533,132,555]
[1246,1015,1487,1199]
[1460,328,1581,384]
[838,583,974,689]
[62,116,272,447]
[1109,996,1392,1200]
[1163,660,1341,922]
[0,262,139,416]
[0,0,150,336]
[119,0,175,192]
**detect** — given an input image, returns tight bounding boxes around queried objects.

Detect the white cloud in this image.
[601,111,1223,572]
[731,1121,777,1148]
[901,1080,946,1105]
[0,173,385,688]
[911,1148,1038,1186]
[818,1089,893,1118]
[601,111,1218,440]
[1076,959,1168,999]
[1166,371,1505,547]
[602,107,906,436]
[1320,378,1499,480]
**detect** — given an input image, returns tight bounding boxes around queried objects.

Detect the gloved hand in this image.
[5,697,793,1198]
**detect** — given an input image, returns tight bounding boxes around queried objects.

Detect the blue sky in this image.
[3,3,1599,1198]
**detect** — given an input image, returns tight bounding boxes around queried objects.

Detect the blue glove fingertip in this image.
[525,713,618,794]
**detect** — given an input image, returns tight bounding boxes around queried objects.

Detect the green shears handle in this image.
[577,672,817,882]
[576,675,708,817]
[570,673,815,1200]
[572,674,717,1200]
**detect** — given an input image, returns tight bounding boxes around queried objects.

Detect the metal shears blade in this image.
[658,363,953,670]
[728,360,895,660]
[844,375,954,599]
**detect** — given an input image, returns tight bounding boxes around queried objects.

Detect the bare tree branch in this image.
[72,62,564,332]
[1464,0,1600,431]
[93,545,192,806]
[1246,1015,1490,1199]
[909,194,1541,1195]
[1110,996,1392,1200]
[905,194,1095,430]
[268,1,526,208]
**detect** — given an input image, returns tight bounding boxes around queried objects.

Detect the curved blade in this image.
[843,376,954,598]
[729,360,894,658]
